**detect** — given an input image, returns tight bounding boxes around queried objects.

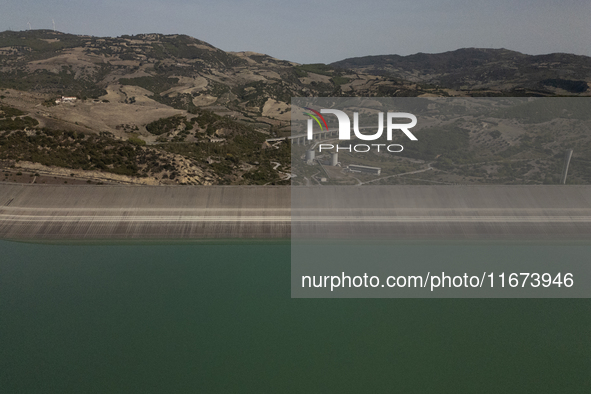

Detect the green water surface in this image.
[1,240,589,393]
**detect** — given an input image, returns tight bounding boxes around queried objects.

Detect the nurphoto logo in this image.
[304,107,418,153]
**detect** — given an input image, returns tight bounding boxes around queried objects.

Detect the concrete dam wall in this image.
[1,184,591,240]
[0,184,291,240]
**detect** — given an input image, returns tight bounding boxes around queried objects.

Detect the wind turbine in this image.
[27,21,31,30]
[52,19,56,32]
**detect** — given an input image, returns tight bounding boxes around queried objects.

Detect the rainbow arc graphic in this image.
[303,107,329,139]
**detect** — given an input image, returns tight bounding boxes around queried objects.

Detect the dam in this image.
[0,184,291,239]
[1,183,591,240]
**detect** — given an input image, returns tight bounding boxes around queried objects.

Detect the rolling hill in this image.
[331,48,591,95]
[1,30,590,186]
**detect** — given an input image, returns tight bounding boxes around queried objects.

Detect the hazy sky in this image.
[1,0,590,63]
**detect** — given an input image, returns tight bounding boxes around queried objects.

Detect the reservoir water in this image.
[1,240,590,392]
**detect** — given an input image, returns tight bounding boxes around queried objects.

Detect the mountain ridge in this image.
[331,48,591,94]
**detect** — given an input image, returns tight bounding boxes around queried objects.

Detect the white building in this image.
[55,96,77,104]
[348,164,381,175]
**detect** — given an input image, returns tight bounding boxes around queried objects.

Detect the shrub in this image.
[128,136,146,146]
[146,115,185,135]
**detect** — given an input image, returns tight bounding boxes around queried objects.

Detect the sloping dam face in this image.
[1,184,591,240]
[0,184,291,240]
[291,185,591,240]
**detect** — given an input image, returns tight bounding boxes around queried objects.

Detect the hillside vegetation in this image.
[1,30,590,185]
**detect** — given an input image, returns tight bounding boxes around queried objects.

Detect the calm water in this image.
[1,240,590,393]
